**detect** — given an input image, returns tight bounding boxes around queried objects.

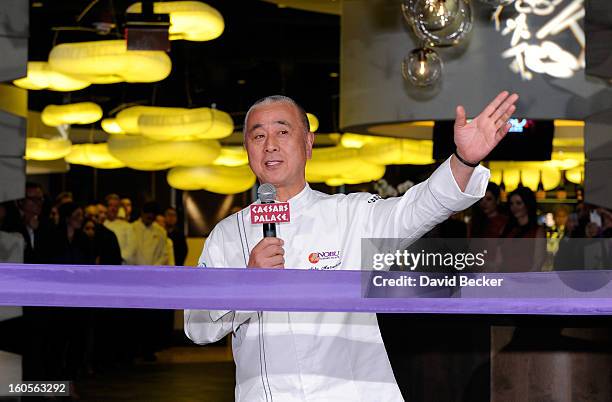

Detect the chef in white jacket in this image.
[185,92,519,401]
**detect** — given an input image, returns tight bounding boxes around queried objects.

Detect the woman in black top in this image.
[43,202,94,393]
[499,187,546,272]
[44,202,94,265]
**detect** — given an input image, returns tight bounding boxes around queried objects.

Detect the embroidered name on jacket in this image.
[367,194,382,203]
[308,250,342,270]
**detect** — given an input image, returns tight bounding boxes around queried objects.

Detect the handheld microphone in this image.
[257,183,277,238]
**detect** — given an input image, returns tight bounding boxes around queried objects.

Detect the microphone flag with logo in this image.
[253,183,291,237]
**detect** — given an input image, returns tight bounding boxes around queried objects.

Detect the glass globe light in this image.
[402,48,443,87]
[414,0,459,31]
[411,0,473,47]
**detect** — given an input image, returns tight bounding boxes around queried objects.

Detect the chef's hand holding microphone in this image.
[248,183,285,269]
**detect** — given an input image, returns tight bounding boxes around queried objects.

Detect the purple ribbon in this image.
[1,264,612,315]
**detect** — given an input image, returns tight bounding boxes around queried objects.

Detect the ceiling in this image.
[262,0,341,15]
[27,0,341,135]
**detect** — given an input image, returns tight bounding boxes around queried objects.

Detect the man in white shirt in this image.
[155,214,176,266]
[132,201,172,361]
[185,92,518,401]
[103,194,134,264]
[131,202,169,266]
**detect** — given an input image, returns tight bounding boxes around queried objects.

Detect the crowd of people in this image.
[467,182,612,271]
[1,178,610,390]
[0,182,189,389]
[0,182,188,268]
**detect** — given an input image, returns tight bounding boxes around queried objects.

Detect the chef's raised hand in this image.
[454,90,519,165]
[248,237,285,269]
[450,91,519,191]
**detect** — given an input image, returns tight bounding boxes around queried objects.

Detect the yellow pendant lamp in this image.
[101,118,126,135]
[48,40,172,84]
[488,147,585,192]
[306,135,431,185]
[66,143,126,169]
[340,133,388,149]
[138,107,234,140]
[114,106,180,134]
[306,146,360,182]
[41,102,103,127]
[167,165,256,194]
[340,134,434,165]
[360,138,435,165]
[489,163,562,192]
[25,137,72,160]
[306,113,319,132]
[306,145,385,184]
[324,162,387,186]
[565,166,584,184]
[520,168,561,192]
[107,135,221,170]
[550,151,583,170]
[126,1,225,42]
[213,146,249,167]
[114,106,234,140]
[13,62,91,92]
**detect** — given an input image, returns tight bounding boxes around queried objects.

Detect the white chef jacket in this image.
[0,231,24,263]
[104,218,134,264]
[166,237,176,266]
[130,220,169,266]
[185,157,489,401]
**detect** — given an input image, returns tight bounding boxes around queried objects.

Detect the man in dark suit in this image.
[164,207,188,266]
[15,182,49,263]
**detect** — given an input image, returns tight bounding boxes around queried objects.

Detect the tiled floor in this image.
[75,347,235,402]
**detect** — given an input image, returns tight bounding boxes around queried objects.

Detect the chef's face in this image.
[244,102,314,197]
